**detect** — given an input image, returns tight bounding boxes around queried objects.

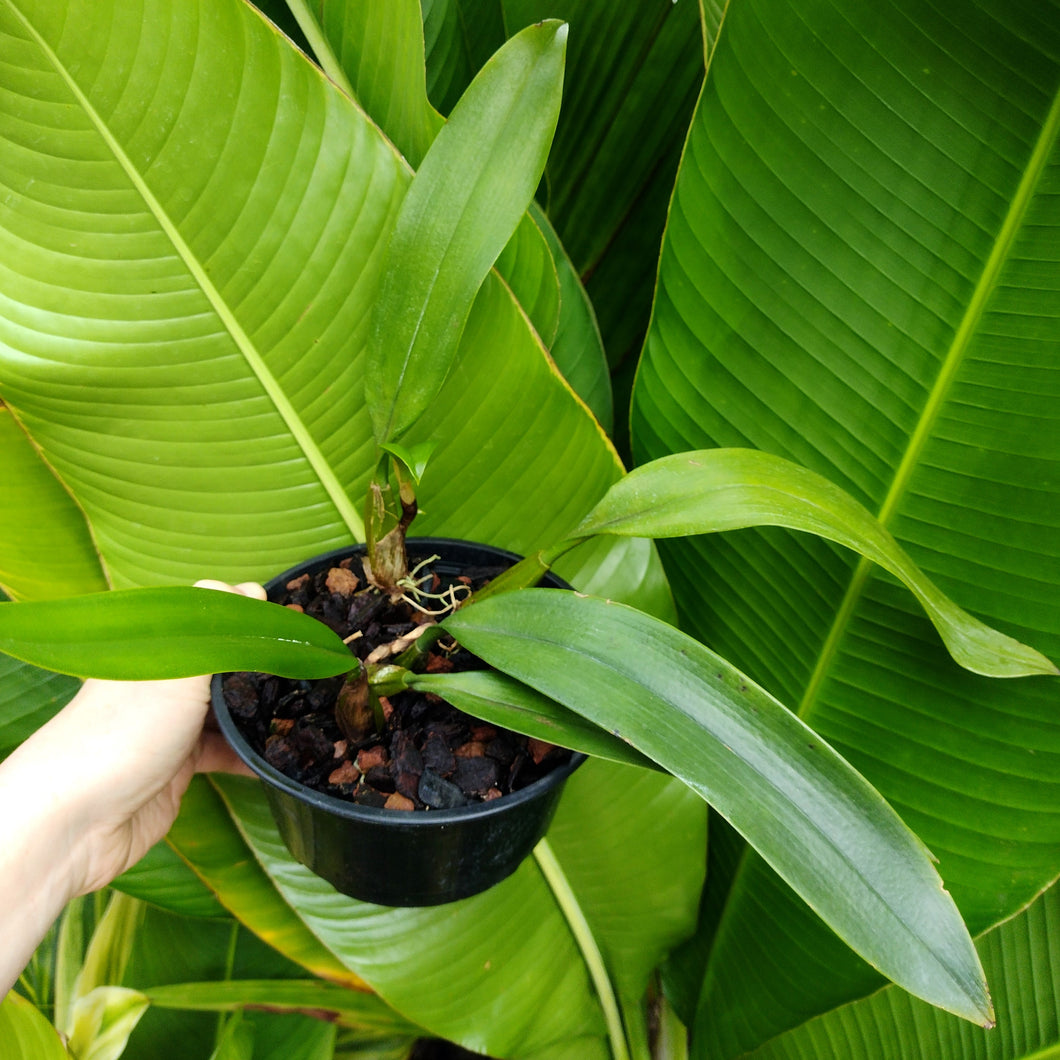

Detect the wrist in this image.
[0,748,83,993]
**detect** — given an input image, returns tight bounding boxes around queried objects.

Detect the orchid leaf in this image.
[364,19,568,443]
[0,588,354,680]
[574,449,1057,678]
[444,588,993,1026]
[406,668,659,770]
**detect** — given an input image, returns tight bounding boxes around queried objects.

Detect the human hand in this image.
[2,580,265,899]
[0,579,266,995]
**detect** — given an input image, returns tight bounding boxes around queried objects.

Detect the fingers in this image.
[194,579,268,601]
[195,731,257,777]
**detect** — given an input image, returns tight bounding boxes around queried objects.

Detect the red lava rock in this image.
[471,724,497,742]
[357,746,388,772]
[528,738,557,765]
[455,740,487,759]
[384,793,415,811]
[425,653,454,673]
[484,787,503,801]
[286,574,310,592]
[326,567,360,596]
[328,760,360,786]
[333,740,348,758]
[285,603,304,613]
[271,718,295,736]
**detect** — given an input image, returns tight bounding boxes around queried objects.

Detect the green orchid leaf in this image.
[378,440,437,485]
[0,992,72,1060]
[406,668,659,770]
[574,449,1057,678]
[444,588,993,1026]
[0,588,354,680]
[364,19,568,443]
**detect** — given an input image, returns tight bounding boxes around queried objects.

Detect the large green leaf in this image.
[503,0,704,375]
[210,775,610,1058]
[308,0,442,167]
[748,876,1060,1059]
[174,759,702,1060]
[444,589,992,1025]
[1,0,402,583]
[0,992,71,1060]
[629,0,1060,1054]
[0,649,78,760]
[167,779,371,991]
[0,407,107,601]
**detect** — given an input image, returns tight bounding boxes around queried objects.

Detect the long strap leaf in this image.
[444,588,993,1026]
[573,449,1056,678]
[364,20,567,443]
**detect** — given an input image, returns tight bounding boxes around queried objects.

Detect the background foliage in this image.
[0,0,1057,1057]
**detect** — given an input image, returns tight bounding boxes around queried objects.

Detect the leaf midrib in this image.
[796,83,1060,721]
[10,0,365,541]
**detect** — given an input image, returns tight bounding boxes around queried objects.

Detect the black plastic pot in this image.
[212,538,585,907]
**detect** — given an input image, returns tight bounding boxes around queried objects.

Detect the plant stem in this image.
[533,838,630,1060]
[282,0,355,97]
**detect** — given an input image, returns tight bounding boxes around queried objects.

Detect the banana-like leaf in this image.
[444,589,993,1025]
[0,588,355,679]
[144,979,416,1035]
[173,759,702,1059]
[111,842,228,920]
[629,0,1060,1053]
[307,3,607,423]
[0,648,78,760]
[530,202,613,432]
[309,0,442,167]
[0,992,72,1059]
[502,0,704,369]
[422,0,507,117]
[0,408,107,601]
[575,449,1056,678]
[406,668,660,769]
[209,775,610,1058]
[747,877,1060,1059]
[363,19,567,444]
[167,778,370,991]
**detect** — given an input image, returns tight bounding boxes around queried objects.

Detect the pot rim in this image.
[211,537,586,827]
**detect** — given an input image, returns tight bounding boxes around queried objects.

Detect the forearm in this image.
[0,745,80,996]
